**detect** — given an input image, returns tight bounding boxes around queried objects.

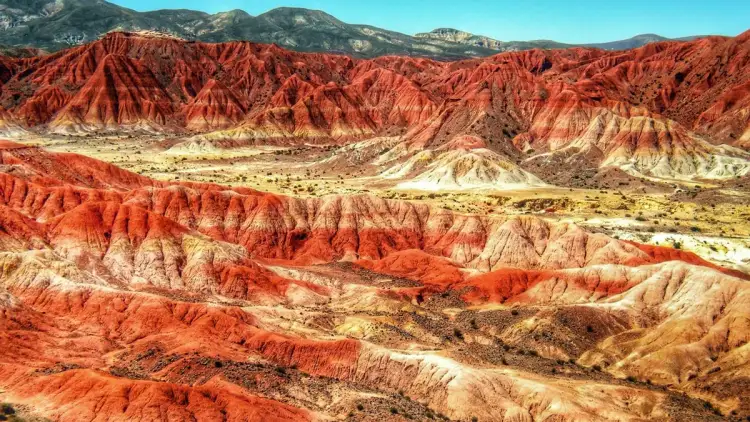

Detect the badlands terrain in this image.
[0,28,747,422]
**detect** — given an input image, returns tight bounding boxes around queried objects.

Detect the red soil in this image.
[355,249,465,287]
[626,241,750,280]
[0,31,746,153]
[0,141,747,420]
[0,367,313,422]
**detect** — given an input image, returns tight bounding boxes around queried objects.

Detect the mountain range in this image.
[0,29,748,185]
[0,123,747,421]
[0,0,704,58]
[0,2,749,420]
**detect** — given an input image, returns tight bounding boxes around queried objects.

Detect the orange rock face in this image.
[0,368,314,422]
[185,79,246,131]
[0,31,749,420]
[0,140,746,420]
[0,31,748,180]
[0,31,747,156]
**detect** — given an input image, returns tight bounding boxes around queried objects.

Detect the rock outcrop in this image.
[0,140,746,420]
[0,31,749,180]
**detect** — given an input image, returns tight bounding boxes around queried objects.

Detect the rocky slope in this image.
[0,139,747,421]
[0,0,699,58]
[0,31,748,182]
[0,1,501,59]
[414,27,571,52]
[414,30,700,53]
[582,34,694,50]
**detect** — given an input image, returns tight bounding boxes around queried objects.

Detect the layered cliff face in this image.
[0,31,748,181]
[0,140,747,421]
[184,79,246,131]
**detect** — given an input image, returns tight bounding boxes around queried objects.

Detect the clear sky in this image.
[108,0,750,44]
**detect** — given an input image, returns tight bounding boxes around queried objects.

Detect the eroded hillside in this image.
[0,140,747,421]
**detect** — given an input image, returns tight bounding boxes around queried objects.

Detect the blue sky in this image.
[109,0,750,44]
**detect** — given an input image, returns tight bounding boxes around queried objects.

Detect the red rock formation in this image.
[0,141,747,420]
[51,54,174,131]
[0,30,745,166]
[0,141,735,276]
[355,249,464,287]
[14,86,71,126]
[184,79,246,131]
[0,140,158,189]
[0,369,313,422]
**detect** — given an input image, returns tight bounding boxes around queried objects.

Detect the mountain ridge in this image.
[0,30,749,184]
[0,0,707,59]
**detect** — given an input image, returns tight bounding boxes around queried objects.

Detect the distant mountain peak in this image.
[216,9,251,18]
[583,33,671,50]
[424,28,471,35]
[415,27,505,49]
[0,0,704,58]
[255,7,346,30]
[631,33,667,39]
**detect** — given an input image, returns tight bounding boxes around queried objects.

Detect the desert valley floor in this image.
[17,134,750,273]
[0,29,748,422]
